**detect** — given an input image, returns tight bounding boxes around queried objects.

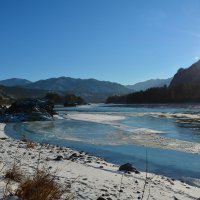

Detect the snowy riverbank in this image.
[0,123,200,199]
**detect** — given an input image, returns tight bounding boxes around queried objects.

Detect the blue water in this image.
[55,103,200,114]
[5,104,200,186]
[57,103,200,142]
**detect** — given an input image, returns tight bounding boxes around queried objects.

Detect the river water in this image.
[5,103,200,186]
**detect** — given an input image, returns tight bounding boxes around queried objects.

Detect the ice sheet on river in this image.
[63,112,200,154]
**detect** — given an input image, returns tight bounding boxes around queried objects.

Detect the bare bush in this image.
[15,168,65,200]
[5,163,23,182]
[26,141,36,149]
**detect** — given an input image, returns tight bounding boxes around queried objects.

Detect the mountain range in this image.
[0,77,132,102]
[25,77,131,94]
[107,60,200,103]
[0,78,31,87]
[0,77,173,96]
[126,78,172,91]
[1,60,199,103]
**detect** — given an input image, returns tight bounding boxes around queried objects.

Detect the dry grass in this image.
[21,135,37,149]
[26,141,36,149]
[3,179,14,198]
[5,163,23,182]
[15,169,65,200]
[2,137,72,200]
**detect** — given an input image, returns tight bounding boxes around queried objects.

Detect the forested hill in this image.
[107,60,200,104]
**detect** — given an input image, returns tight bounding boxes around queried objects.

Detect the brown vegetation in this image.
[15,169,65,200]
[26,141,36,149]
[2,141,72,200]
[5,163,23,182]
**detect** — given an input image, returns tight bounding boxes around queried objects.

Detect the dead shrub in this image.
[3,179,14,198]
[26,141,36,149]
[21,134,36,149]
[5,163,23,182]
[15,169,65,200]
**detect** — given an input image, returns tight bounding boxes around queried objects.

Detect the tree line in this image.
[106,84,200,104]
[45,92,85,106]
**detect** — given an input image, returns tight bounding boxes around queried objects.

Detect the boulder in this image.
[1,98,54,122]
[7,98,54,115]
[119,163,140,173]
[97,197,106,200]
[69,153,78,160]
[54,155,63,161]
[0,105,6,115]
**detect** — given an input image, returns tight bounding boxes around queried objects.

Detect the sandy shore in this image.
[0,123,200,200]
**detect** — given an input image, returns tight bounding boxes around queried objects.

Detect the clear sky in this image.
[0,0,200,84]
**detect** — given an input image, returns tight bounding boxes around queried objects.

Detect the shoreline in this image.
[0,123,8,138]
[0,123,200,199]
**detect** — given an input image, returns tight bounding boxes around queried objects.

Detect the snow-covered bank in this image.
[0,123,8,138]
[0,123,200,199]
[66,112,126,123]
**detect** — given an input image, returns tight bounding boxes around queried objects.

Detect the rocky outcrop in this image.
[0,89,13,105]
[0,105,6,115]
[0,98,54,122]
[170,60,200,87]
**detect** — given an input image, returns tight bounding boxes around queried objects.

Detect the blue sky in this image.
[0,0,200,84]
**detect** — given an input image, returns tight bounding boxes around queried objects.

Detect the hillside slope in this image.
[170,60,200,87]
[0,78,31,86]
[126,78,172,91]
[25,77,131,102]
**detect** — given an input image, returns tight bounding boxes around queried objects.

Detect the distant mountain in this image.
[0,85,48,100]
[26,77,129,93]
[0,78,32,87]
[126,78,172,91]
[24,77,131,102]
[170,60,200,87]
